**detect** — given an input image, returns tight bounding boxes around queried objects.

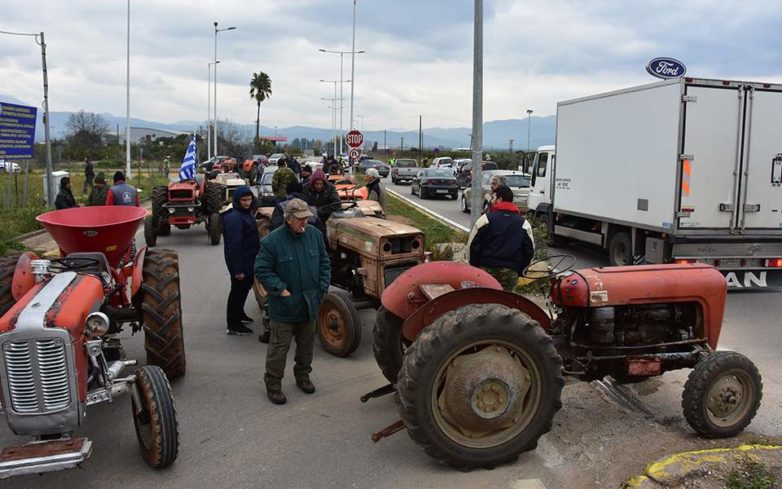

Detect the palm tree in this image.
[249,72,272,144]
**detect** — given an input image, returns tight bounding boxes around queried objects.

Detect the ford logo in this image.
[646,57,686,79]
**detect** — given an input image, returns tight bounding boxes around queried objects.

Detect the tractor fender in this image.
[12,251,40,301]
[380,261,502,320]
[401,287,551,342]
[131,246,148,297]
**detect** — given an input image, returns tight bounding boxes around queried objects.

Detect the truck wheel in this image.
[205,183,225,215]
[132,365,180,468]
[140,249,186,379]
[608,231,632,266]
[0,253,20,316]
[209,213,221,245]
[317,290,361,357]
[144,215,157,248]
[682,351,762,438]
[372,306,408,383]
[397,304,564,470]
[460,194,469,213]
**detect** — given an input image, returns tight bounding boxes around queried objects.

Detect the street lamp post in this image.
[213,22,236,157]
[470,0,484,226]
[319,48,365,154]
[207,61,219,159]
[526,108,533,171]
[349,0,358,131]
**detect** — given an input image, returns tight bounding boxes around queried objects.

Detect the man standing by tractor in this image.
[254,198,331,405]
[106,171,140,206]
[467,185,535,291]
[87,172,108,206]
[83,157,95,194]
[222,186,260,336]
[55,177,78,209]
[271,160,297,200]
[365,168,387,209]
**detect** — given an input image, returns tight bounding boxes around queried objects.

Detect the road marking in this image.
[386,187,470,233]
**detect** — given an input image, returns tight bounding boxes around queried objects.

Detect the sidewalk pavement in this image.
[622,444,782,488]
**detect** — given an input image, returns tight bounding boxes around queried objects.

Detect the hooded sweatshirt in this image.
[222,186,260,277]
[303,169,341,221]
[55,177,78,209]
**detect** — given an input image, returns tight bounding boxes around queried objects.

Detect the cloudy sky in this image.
[2,0,781,131]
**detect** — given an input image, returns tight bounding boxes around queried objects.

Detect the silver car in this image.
[460,170,531,213]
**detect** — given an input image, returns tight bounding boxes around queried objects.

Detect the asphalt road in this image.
[1,187,780,488]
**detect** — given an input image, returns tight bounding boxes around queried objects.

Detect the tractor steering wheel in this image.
[49,257,102,272]
[522,254,577,280]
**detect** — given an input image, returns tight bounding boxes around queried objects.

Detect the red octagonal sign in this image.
[346,130,363,148]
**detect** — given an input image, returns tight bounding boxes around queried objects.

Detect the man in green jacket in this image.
[255,198,331,404]
[87,172,108,206]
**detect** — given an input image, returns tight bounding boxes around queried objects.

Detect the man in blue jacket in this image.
[222,186,260,335]
[255,198,331,405]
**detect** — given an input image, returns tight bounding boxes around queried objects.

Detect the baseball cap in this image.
[284,198,314,220]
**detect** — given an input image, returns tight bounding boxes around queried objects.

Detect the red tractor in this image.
[0,206,184,478]
[367,259,763,470]
[144,178,224,247]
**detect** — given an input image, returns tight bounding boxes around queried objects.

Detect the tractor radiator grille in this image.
[4,339,70,414]
[169,189,194,200]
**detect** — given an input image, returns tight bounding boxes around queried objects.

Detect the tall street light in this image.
[126,0,131,179]
[349,0,359,131]
[526,108,533,171]
[319,48,365,154]
[213,21,236,157]
[320,78,350,154]
[320,97,337,156]
[470,0,484,226]
[207,61,219,159]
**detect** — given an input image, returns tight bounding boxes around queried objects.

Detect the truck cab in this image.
[527,145,555,214]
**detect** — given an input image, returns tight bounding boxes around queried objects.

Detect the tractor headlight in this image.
[187,207,194,212]
[85,312,110,336]
[168,208,176,214]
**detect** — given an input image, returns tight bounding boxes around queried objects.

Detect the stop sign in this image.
[346,130,363,148]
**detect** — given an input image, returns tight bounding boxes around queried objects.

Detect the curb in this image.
[386,188,470,233]
[621,444,782,488]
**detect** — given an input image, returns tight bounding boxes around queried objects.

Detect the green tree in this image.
[249,71,272,145]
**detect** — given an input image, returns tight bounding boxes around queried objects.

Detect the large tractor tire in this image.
[144,215,158,248]
[0,253,20,317]
[682,351,762,439]
[372,306,407,383]
[132,365,180,468]
[205,183,225,215]
[209,213,221,245]
[151,186,171,236]
[317,290,362,357]
[140,249,186,379]
[397,304,564,470]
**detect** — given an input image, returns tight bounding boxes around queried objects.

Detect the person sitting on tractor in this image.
[467,185,535,291]
[55,176,78,209]
[106,171,140,206]
[271,160,297,200]
[87,172,108,206]
[364,168,387,209]
[299,165,313,186]
[303,169,341,224]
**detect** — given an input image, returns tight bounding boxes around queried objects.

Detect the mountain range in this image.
[0,94,555,151]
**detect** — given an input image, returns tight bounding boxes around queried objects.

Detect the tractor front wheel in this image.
[372,306,407,383]
[144,215,157,248]
[209,213,221,245]
[0,253,20,316]
[682,351,762,438]
[132,365,179,468]
[397,304,564,470]
[317,290,361,357]
[140,249,186,379]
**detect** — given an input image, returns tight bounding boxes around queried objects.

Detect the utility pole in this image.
[470,0,484,225]
[509,139,514,153]
[526,108,533,171]
[383,130,387,151]
[418,115,422,153]
[401,136,405,152]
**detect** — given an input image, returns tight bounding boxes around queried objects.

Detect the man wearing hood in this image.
[222,186,261,335]
[303,169,341,223]
[55,177,78,209]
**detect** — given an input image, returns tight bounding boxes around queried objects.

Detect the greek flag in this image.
[179,134,197,181]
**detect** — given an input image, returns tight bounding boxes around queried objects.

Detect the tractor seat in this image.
[63,252,111,275]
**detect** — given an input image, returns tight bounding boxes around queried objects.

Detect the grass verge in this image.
[0,205,48,256]
[385,193,467,252]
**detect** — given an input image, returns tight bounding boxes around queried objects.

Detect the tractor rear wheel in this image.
[317,290,361,357]
[205,183,225,215]
[132,365,179,468]
[372,306,407,383]
[397,304,564,470]
[144,215,157,248]
[140,249,186,379]
[0,253,20,317]
[209,213,221,245]
[682,351,762,438]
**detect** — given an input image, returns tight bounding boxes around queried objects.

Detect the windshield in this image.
[503,175,531,187]
[261,172,275,184]
[270,153,284,159]
[437,158,453,165]
[396,159,417,168]
[424,169,454,178]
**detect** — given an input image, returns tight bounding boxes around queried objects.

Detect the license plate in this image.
[719,258,741,267]
[436,189,448,194]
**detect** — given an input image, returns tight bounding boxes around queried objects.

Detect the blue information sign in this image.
[0,102,38,160]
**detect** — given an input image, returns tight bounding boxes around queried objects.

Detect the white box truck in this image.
[528,77,782,289]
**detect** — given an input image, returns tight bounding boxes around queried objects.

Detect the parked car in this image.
[268,153,285,165]
[411,168,459,199]
[461,169,531,213]
[431,156,454,170]
[390,159,419,184]
[456,160,498,188]
[0,160,21,173]
[358,159,390,177]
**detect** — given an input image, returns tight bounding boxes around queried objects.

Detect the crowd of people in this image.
[55,157,141,210]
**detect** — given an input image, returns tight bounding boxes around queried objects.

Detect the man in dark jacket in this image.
[83,157,95,193]
[55,177,78,209]
[87,172,108,206]
[106,171,140,206]
[303,169,341,223]
[223,186,261,335]
[299,165,313,186]
[271,181,318,230]
[467,185,535,291]
[255,198,331,405]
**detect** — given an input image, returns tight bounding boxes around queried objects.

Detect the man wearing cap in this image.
[105,171,140,206]
[365,168,387,209]
[87,172,108,206]
[254,198,331,405]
